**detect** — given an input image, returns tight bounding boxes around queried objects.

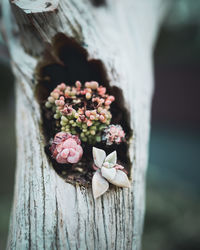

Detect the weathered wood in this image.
[2,0,170,249]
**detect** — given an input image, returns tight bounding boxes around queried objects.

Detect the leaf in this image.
[101,167,116,182]
[109,170,130,188]
[104,151,117,167]
[92,171,109,199]
[92,147,106,168]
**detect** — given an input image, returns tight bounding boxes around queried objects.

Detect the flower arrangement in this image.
[45,81,129,198]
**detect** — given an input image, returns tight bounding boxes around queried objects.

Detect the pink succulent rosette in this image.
[50,132,83,164]
[104,124,125,145]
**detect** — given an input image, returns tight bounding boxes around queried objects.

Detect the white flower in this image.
[92,147,130,198]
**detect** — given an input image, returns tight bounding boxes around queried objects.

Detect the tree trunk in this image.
[1,0,169,249]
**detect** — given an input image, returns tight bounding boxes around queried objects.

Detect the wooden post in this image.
[1,0,169,249]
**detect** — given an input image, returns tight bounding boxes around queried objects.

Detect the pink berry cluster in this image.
[50,132,83,164]
[45,81,115,143]
[103,125,125,145]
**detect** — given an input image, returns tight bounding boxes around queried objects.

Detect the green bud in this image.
[94,121,101,127]
[60,120,67,126]
[96,135,101,142]
[99,124,107,131]
[71,130,77,135]
[81,137,87,142]
[74,113,79,118]
[98,107,103,113]
[61,116,68,122]
[90,126,97,131]
[52,106,57,112]
[80,132,85,138]
[67,114,73,119]
[76,120,81,125]
[48,96,55,104]
[54,114,60,119]
[88,136,94,144]
[45,101,52,108]
[90,130,96,135]
[82,124,87,129]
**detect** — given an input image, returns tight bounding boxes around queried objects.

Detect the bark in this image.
[1,0,169,249]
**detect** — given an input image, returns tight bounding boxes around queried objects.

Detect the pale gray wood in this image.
[1,0,170,249]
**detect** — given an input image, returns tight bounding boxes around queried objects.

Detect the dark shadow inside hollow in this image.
[35,33,132,186]
[90,0,106,7]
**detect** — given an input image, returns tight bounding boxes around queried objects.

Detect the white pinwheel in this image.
[92,147,130,198]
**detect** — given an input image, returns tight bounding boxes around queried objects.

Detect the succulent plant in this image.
[103,124,125,145]
[92,147,130,198]
[50,132,83,164]
[45,81,115,144]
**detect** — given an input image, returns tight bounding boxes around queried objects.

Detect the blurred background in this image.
[0,1,200,249]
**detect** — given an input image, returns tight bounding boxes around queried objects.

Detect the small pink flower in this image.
[50,132,83,164]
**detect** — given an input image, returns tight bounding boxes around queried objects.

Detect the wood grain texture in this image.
[1,0,170,249]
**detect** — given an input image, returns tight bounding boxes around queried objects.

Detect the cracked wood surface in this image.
[1,0,169,249]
